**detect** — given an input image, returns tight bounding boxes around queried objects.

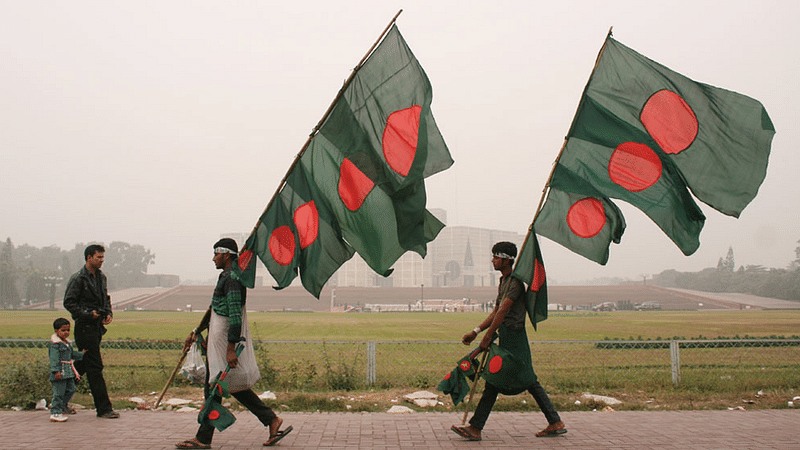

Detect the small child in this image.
[48,318,84,422]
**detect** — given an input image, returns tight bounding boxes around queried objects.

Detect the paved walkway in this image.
[2,409,798,449]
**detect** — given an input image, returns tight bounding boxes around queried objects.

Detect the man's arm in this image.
[479,297,515,349]
[63,275,94,321]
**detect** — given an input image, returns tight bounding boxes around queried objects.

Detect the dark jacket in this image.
[63,266,112,331]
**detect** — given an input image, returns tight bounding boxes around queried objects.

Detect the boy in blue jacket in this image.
[49,317,84,422]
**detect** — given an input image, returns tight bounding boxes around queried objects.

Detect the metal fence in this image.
[2,339,798,394]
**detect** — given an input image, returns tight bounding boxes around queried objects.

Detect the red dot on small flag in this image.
[382,105,421,177]
[209,410,220,420]
[238,249,253,272]
[294,201,319,249]
[269,225,296,266]
[338,158,375,211]
[640,89,698,155]
[443,372,452,380]
[531,259,546,292]
[459,360,471,372]
[608,142,662,192]
[567,197,606,238]
[488,355,503,374]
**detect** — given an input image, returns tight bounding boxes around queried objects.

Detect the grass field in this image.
[1,309,798,413]
[2,309,799,341]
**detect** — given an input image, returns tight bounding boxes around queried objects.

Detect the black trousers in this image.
[469,381,561,430]
[73,322,113,416]
[196,388,277,444]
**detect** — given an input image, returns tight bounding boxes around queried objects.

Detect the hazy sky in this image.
[2,1,798,284]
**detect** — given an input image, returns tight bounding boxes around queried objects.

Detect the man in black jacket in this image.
[63,244,118,418]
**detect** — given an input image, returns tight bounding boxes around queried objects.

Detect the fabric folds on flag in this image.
[536,36,773,263]
[510,228,549,329]
[242,24,452,296]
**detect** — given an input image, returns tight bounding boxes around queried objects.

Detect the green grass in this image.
[2,309,798,412]
[2,309,799,341]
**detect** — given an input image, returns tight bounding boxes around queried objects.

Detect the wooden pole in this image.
[460,349,489,425]
[514,27,614,265]
[154,308,212,408]
[241,9,404,252]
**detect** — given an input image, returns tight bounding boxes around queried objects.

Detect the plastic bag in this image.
[180,341,206,384]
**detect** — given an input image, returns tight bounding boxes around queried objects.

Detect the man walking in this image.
[175,238,290,449]
[63,244,118,418]
[451,241,565,441]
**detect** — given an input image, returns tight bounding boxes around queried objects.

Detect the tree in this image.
[717,246,735,273]
[0,238,21,308]
[103,241,155,290]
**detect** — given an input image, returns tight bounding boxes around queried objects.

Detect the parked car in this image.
[635,301,662,311]
[592,302,617,312]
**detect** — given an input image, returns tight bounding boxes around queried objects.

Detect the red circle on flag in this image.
[338,158,375,211]
[488,355,503,374]
[382,105,421,177]
[640,89,698,154]
[269,225,295,266]
[608,142,662,192]
[531,259,546,292]
[567,197,606,238]
[459,360,471,372]
[209,410,220,420]
[238,249,253,272]
[443,372,452,380]
[294,201,319,249]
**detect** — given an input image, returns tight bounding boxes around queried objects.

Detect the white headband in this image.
[214,247,238,256]
[493,252,514,259]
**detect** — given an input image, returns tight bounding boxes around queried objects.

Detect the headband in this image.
[493,252,514,260]
[214,247,238,256]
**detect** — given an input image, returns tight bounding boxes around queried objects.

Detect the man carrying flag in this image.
[451,242,566,441]
[175,238,291,449]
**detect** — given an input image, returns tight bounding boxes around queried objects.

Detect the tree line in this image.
[651,242,800,301]
[0,238,158,308]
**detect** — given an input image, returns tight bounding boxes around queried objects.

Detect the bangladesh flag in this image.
[537,36,773,263]
[242,24,452,295]
[510,228,549,330]
[535,167,626,265]
[239,165,356,298]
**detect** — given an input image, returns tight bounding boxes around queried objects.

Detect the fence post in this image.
[670,340,681,385]
[367,341,376,386]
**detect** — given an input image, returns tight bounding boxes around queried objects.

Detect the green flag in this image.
[510,228,549,330]
[297,24,450,275]
[242,25,451,295]
[240,165,356,298]
[539,35,773,263]
[587,38,774,218]
[535,167,626,265]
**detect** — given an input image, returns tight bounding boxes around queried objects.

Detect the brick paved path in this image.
[1,409,798,449]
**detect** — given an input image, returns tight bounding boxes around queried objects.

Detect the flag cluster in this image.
[535,37,774,264]
[239,25,453,297]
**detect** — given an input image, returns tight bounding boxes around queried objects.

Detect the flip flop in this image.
[263,425,293,446]
[536,428,567,437]
[450,425,482,441]
[175,439,212,449]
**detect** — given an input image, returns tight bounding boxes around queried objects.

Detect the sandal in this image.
[175,438,211,449]
[451,425,482,441]
[535,421,567,437]
[263,425,293,446]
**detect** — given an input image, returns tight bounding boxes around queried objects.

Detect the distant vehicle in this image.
[592,302,617,312]
[635,301,662,311]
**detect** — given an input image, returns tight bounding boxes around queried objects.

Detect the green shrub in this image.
[0,359,51,408]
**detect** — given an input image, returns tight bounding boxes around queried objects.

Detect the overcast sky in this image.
[2,1,798,284]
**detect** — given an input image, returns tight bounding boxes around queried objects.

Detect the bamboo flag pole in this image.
[240,9,404,253]
[460,349,489,425]
[512,27,614,264]
[154,308,211,408]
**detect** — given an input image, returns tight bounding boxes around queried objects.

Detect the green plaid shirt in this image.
[211,267,247,343]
